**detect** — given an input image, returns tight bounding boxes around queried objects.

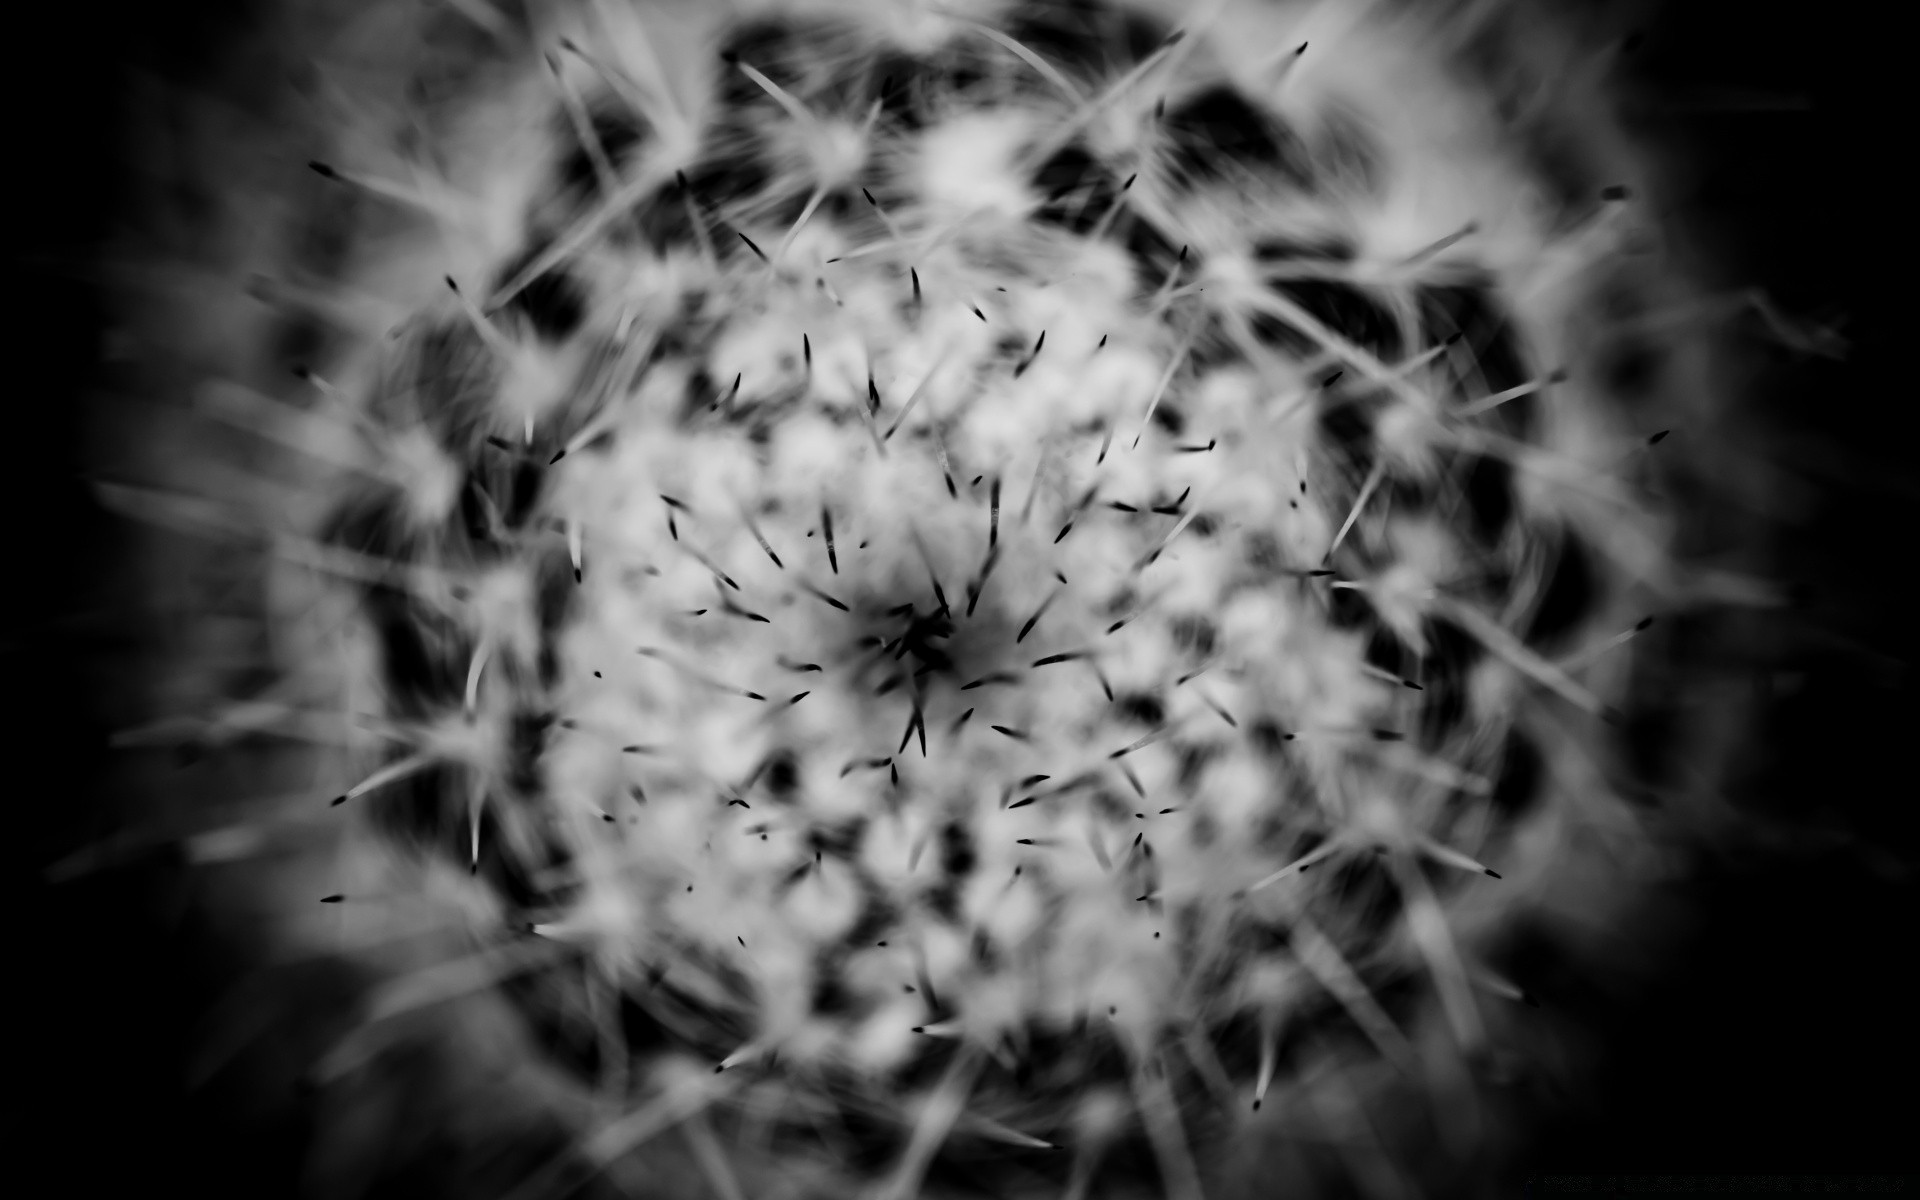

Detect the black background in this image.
[10,1,1911,1195]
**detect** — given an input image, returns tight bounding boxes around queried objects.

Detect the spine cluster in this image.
[84,2,1779,1198]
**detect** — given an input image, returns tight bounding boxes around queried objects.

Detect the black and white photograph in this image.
[15,1,1911,1197]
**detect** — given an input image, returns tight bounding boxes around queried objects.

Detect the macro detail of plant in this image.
[73,1,1832,1197]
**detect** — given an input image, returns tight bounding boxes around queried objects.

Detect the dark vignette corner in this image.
[1506,0,1917,1187]
[13,1,317,1197]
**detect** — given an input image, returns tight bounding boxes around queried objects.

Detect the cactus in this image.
[76,2,1833,1197]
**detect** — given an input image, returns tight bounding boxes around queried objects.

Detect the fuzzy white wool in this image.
[917,112,1037,223]
[386,426,463,527]
[111,0,1770,1194]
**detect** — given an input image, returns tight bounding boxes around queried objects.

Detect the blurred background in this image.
[12,0,1911,1194]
